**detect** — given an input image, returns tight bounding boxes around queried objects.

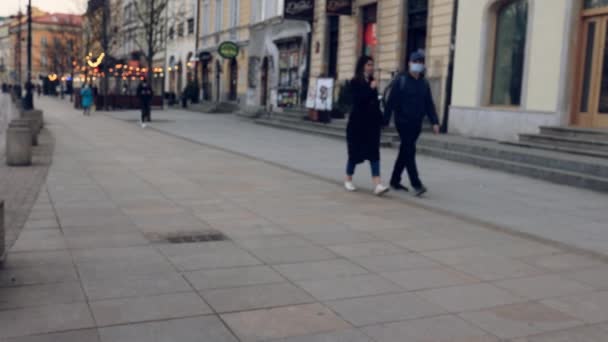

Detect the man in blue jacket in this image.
[383,51,440,196]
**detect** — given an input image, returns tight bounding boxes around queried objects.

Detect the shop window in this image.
[490,0,528,106]
[585,0,608,9]
[406,0,428,58]
[361,4,377,58]
[276,40,301,107]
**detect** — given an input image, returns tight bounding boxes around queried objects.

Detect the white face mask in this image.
[410,63,425,73]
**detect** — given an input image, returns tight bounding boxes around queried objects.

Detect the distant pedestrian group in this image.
[344,51,439,197]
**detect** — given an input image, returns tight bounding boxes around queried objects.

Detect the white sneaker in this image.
[374,184,389,196]
[344,181,357,192]
[141,123,147,128]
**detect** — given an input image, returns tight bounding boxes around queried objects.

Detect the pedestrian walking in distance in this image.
[383,51,440,197]
[345,56,389,196]
[80,83,94,116]
[136,79,153,128]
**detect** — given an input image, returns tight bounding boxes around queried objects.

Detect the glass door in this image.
[575,16,608,128]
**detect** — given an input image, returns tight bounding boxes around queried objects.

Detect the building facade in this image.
[165,0,199,97]
[0,19,11,84]
[245,0,311,110]
[450,0,608,141]
[7,10,82,91]
[197,0,252,102]
[307,0,456,122]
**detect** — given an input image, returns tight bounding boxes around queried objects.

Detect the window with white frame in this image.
[215,0,222,32]
[489,0,528,106]
[202,0,210,35]
[265,0,277,20]
[230,0,239,28]
[187,18,195,34]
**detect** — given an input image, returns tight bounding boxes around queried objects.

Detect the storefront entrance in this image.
[229,59,238,101]
[574,4,608,128]
[261,57,269,106]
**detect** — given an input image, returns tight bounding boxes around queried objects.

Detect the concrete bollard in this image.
[22,109,43,132]
[0,201,4,265]
[6,119,32,166]
[21,118,38,146]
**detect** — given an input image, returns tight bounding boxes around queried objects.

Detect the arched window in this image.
[490,0,528,106]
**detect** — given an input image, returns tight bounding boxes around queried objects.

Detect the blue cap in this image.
[409,51,425,62]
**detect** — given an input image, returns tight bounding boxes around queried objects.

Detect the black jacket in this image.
[136,83,153,104]
[346,77,383,164]
[384,73,439,127]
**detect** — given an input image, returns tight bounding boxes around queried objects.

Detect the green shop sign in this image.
[218,41,239,59]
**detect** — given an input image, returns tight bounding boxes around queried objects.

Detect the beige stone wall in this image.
[310,0,328,82]
[312,0,407,81]
[376,0,404,81]
[336,14,357,82]
[426,0,455,120]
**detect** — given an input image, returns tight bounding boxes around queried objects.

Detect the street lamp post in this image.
[23,0,34,110]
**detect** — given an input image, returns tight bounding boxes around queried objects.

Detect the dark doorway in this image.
[406,0,428,58]
[215,60,221,102]
[202,61,211,101]
[261,57,269,106]
[229,58,238,101]
[328,15,340,78]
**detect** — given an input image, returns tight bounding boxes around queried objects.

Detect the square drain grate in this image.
[146,231,229,244]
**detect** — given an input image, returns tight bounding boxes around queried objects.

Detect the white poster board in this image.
[314,78,334,111]
[305,81,316,109]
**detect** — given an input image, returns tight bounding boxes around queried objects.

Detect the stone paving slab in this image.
[108,107,608,257]
[2,97,608,341]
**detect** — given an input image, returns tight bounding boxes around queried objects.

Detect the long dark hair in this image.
[354,55,374,81]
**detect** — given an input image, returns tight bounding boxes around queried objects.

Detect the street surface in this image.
[109,107,608,256]
[1,97,608,342]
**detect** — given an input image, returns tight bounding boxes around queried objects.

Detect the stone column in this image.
[6,119,32,166]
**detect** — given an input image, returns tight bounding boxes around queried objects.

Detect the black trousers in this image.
[391,124,422,189]
[141,103,151,122]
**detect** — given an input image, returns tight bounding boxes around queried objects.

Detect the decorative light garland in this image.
[48,74,58,81]
[86,52,105,68]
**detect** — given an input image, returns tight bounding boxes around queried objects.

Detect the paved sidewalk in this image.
[0,94,54,254]
[106,107,608,257]
[2,96,608,341]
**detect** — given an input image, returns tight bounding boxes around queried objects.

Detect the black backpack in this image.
[381,74,404,113]
[336,80,353,115]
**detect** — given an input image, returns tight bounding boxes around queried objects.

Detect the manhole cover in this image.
[146,231,229,244]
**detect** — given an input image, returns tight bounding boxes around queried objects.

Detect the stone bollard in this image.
[22,109,43,131]
[6,119,32,166]
[21,117,38,146]
[0,201,4,265]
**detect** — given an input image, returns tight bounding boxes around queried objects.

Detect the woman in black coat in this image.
[344,56,389,196]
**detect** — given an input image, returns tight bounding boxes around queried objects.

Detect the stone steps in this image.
[256,117,395,147]
[515,126,608,158]
[419,135,608,180]
[540,126,608,142]
[254,113,608,192]
[417,144,608,193]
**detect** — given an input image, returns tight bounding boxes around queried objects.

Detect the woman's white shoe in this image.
[344,181,357,192]
[374,184,389,196]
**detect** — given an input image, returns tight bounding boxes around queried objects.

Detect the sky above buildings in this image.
[1,0,86,17]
